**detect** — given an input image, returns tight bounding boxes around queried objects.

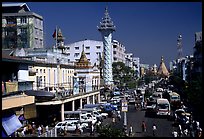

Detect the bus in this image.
[168,92,181,109]
[156,98,171,117]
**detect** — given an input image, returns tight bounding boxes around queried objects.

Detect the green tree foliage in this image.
[112,62,136,89]
[97,124,125,137]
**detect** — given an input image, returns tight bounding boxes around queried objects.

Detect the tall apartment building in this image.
[125,53,133,68]
[112,40,126,63]
[2,3,44,49]
[64,39,103,66]
[64,39,127,66]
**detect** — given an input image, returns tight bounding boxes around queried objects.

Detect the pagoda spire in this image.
[157,56,169,77]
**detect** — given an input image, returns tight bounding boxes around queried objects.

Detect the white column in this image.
[87,96,90,104]
[98,93,100,103]
[72,100,75,111]
[80,98,83,109]
[61,103,64,121]
[92,95,95,104]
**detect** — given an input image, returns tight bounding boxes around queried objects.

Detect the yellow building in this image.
[28,62,75,92]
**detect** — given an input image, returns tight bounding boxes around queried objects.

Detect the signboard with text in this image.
[121,99,128,112]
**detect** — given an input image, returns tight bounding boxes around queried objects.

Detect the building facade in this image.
[133,57,140,78]
[2,3,44,49]
[125,53,133,68]
[64,39,103,66]
[112,40,126,63]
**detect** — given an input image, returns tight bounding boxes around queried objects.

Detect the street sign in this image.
[122,99,128,112]
[122,106,128,112]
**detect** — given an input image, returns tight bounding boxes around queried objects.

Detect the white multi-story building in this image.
[64,39,103,66]
[125,53,133,68]
[2,3,44,49]
[112,40,126,63]
[133,57,140,78]
[64,39,127,66]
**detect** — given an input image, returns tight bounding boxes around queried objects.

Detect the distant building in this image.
[125,53,133,68]
[2,3,44,49]
[140,64,149,77]
[112,40,126,63]
[133,57,140,78]
[193,31,202,75]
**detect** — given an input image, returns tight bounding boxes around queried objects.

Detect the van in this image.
[64,110,97,125]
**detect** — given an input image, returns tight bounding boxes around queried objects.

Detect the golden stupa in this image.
[157,56,169,77]
[75,45,91,68]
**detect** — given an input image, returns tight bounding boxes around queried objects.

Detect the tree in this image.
[97,124,125,137]
[112,62,136,89]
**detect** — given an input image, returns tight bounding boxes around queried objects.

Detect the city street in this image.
[102,104,174,137]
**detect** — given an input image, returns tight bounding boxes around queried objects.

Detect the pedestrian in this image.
[129,124,133,137]
[152,124,157,136]
[28,124,33,134]
[172,130,178,137]
[178,124,183,137]
[37,125,42,136]
[197,127,202,137]
[141,121,147,132]
[117,111,121,121]
[41,125,44,134]
[112,116,116,125]
[45,125,49,132]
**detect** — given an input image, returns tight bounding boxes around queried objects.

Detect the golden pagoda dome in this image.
[157,56,169,77]
[75,45,91,68]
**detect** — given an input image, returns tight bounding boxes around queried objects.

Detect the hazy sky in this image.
[25,2,202,67]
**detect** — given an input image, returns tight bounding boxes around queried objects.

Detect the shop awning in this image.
[2,114,22,136]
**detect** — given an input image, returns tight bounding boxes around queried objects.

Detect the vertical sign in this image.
[121,99,128,112]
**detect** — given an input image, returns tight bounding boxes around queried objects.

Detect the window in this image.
[96,46,101,49]
[43,69,45,73]
[113,45,117,48]
[36,69,38,73]
[67,53,70,56]
[75,47,79,50]
[85,46,90,49]
[113,51,116,54]
[20,17,26,24]
[67,47,70,50]
[44,76,46,86]
[85,53,90,55]
[74,53,80,57]
[20,28,26,34]
[40,69,42,73]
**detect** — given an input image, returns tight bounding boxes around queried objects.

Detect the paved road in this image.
[101,104,175,137]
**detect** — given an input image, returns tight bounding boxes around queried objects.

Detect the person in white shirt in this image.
[152,124,157,136]
[37,126,42,136]
[172,130,178,137]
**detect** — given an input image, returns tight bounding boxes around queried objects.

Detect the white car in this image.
[100,112,108,119]
[55,121,83,133]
